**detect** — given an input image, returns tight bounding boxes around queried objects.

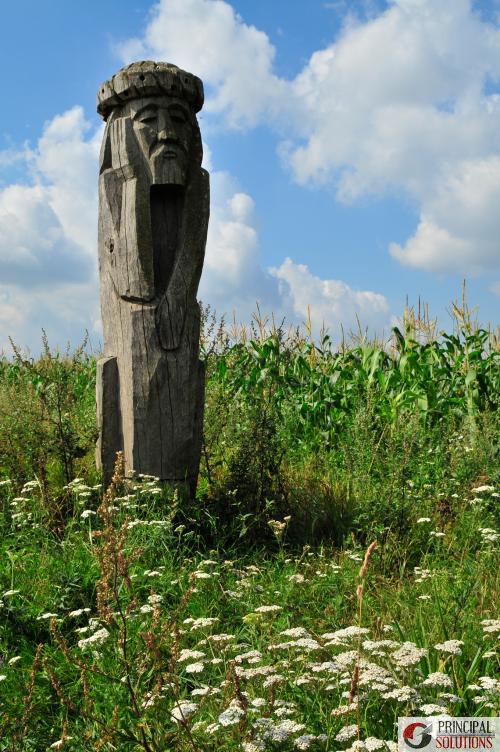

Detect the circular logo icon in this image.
[403,722,433,749]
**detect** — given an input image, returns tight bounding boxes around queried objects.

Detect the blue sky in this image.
[1,0,499,352]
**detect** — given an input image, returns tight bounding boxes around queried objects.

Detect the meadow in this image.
[0,299,498,751]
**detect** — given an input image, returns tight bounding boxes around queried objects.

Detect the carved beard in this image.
[149,145,188,186]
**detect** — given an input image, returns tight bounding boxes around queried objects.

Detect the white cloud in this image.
[271,257,390,336]
[390,156,500,272]
[120,0,500,275]
[490,281,500,295]
[116,0,287,129]
[0,107,101,351]
[200,168,391,335]
[285,0,500,273]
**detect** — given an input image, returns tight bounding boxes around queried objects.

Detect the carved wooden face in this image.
[130,96,194,185]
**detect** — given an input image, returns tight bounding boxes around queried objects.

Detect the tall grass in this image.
[0,300,498,749]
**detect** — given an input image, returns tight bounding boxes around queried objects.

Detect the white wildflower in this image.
[392,642,427,666]
[423,672,453,688]
[334,651,359,669]
[471,485,495,493]
[208,633,235,644]
[80,509,96,519]
[280,627,311,639]
[218,700,245,727]
[3,590,20,597]
[322,626,369,643]
[417,518,431,523]
[478,676,499,692]
[294,638,321,650]
[310,661,339,674]
[295,735,319,750]
[187,617,218,630]
[365,738,386,751]
[434,640,463,655]
[77,627,109,650]
[234,650,262,664]
[178,649,206,663]
[171,700,198,722]
[140,604,153,614]
[481,619,500,634]
[68,608,90,617]
[147,594,163,605]
[262,719,305,742]
[331,703,358,716]
[7,656,20,665]
[49,739,73,749]
[263,674,285,687]
[191,685,220,697]
[420,703,447,714]
[383,686,417,701]
[185,662,205,674]
[254,605,282,613]
[37,612,58,620]
[336,724,358,741]
[288,574,305,583]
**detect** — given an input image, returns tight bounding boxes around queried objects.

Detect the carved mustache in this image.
[149,137,188,158]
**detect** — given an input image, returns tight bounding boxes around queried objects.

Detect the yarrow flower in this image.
[481,619,500,635]
[419,703,447,715]
[49,739,73,749]
[77,627,109,650]
[423,672,453,688]
[170,700,198,723]
[392,642,427,667]
[185,662,205,674]
[254,605,282,614]
[321,626,369,643]
[280,628,311,639]
[434,640,463,656]
[218,700,246,727]
[336,725,358,741]
[178,649,206,663]
[68,608,90,617]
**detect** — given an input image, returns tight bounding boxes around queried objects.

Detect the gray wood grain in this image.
[96,62,209,493]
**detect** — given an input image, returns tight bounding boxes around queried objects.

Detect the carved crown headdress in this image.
[97,61,204,120]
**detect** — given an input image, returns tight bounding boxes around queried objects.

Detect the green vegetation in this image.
[0,303,498,751]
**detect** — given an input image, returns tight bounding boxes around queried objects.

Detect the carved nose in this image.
[158,128,176,141]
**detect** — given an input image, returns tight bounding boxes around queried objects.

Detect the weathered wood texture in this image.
[96,61,209,493]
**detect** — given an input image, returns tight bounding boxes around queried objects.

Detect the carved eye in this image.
[169,108,187,124]
[136,108,157,125]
